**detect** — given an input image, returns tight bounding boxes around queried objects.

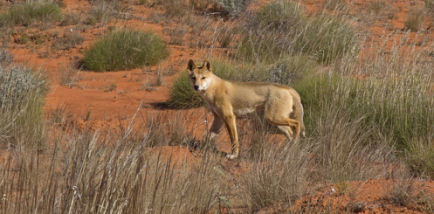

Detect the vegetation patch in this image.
[237,0,358,64]
[0,65,47,148]
[83,29,169,72]
[0,1,62,27]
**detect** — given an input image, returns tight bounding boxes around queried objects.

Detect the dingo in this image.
[188,60,305,159]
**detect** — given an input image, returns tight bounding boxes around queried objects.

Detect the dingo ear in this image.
[187,60,196,73]
[203,60,212,72]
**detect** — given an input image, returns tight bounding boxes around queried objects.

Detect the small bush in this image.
[83,29,169,72]
[0,1,62,27]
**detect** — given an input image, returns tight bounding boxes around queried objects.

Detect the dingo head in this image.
[187,59,213,91]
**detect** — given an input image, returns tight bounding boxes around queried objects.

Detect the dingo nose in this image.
[194,85,199,90]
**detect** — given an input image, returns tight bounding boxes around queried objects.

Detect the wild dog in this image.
[187,59,305,159]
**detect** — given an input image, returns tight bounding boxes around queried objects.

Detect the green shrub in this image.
[83,29,169,71]
[167,71,203,108]
[0,65,47,148]
[0,1,62,27]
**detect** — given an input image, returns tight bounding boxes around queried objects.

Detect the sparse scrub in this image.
[190,0,217,12]
[385,179,427,207]
[83,29,168,71]
[60,11,82,26]
[0,1,62,27]
[161,0,189,19]
[216,25,236,48]
[324,0,346,10]
[164,26,187,45]
[0,65,47,149]
[87,0,116,25]
[369,0,386,15]
[52,30,84,50]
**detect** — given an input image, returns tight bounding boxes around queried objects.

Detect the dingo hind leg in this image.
[264,94,300,142]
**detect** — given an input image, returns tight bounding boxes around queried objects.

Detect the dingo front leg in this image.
[209,112,224,141]
[223,113,239,159]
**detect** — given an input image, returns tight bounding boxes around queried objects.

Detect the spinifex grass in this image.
[83,29,168,72]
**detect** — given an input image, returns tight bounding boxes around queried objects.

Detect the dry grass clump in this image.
[384,178,430,207]
[52,30,84,50]
[242,142,310,212]
[59,62,80,87]
[0,65,47,149]
[404,7,426,32]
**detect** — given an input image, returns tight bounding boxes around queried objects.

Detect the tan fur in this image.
[187,59,305,159]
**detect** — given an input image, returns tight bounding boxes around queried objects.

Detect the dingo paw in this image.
[226,153,238,160]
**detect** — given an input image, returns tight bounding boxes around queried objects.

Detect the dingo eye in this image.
[192,76,196,80]
[201,77,206,80]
